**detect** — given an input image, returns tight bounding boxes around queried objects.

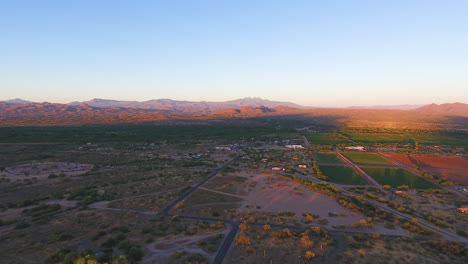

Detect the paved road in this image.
[295,169,468,243]
[89,199,468,264]
[334,151,382,187]
[212,222,239,264]
[86,147,468,263]
[338,187,468,243]
[328,232,344,264]
[158,152,239,216]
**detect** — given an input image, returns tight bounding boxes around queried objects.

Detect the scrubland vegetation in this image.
[0,123,466,263]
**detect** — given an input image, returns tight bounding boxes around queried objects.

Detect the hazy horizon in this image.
[2,96,465,109]
[1,1,467,106]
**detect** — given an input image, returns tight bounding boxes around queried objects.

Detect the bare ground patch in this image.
[240,174,363,227]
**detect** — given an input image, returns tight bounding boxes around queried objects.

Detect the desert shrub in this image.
[15,221,30,229]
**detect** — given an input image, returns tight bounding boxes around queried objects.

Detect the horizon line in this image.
[1,97,466,109]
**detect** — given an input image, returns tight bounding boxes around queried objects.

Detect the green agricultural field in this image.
[315,153,345,164]
[320,165,367,185]
[342,152,393,165]
[305,132,351,145]
[342,131,468,147]
[362,168,437,189]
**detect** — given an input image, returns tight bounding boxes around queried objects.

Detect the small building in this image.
[215,145,231,151]
[292,157,300,160]
[272,167,284,171]
[298,164,307,168]
[286,145,304,149]
[345,146,365,151]
[261,158,268,162]
[458,208,468,214]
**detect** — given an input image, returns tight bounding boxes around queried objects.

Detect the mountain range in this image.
[6,97,305,113]
[1,98,467,129]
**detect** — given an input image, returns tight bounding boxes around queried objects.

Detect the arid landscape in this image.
[2,1,468,263]
[0,116,467,264]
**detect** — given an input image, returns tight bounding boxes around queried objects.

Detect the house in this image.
[271,167,284,171]
[286,145,304,149]
[298,164,307,168]
[215,145,231,151]
[345,146,365,151]
[458,208,468,214]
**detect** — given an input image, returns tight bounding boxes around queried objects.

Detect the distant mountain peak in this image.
[2,98,35,104]
[413,102,468,114]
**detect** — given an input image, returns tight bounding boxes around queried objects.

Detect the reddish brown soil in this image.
[389,155,468,169]
[389,154,468,184]
[424,168,468,185]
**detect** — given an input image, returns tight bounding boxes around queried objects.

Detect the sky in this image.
[1,0,467,107]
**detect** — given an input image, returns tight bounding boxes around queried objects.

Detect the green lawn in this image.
[315,153,345,164]
[362,168,437,189]
[320,165,367,185]
[342,152,393,165]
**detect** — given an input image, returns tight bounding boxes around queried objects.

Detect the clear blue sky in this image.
[1,0,467,107]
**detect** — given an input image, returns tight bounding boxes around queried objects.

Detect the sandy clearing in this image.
[240,174,363,226]
[142,229,228,263]
[0,161,93,180]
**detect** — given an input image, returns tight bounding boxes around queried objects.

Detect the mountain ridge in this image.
[0,101,466,129]
[65,97,305,113]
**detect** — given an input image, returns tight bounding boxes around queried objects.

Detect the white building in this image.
[345,146,365,151]
[215,146,231,151]
[286,145,304,149]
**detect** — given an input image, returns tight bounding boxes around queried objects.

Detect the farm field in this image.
[0,123,466,263]
[362,167,438,189]
[341,130,468,146]
[315,152,345,164]
[342,152,393,165]
[305,132,350,145]
[319,165,367,185]
[388,154,468,169]
[388,154,468,185]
